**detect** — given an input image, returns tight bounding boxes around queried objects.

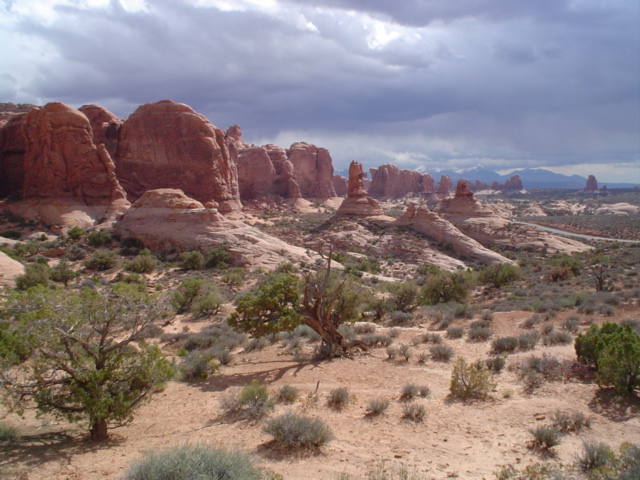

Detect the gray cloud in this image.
[1,0,639,180]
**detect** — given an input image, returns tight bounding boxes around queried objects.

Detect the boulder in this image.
[287,142,336,198]
[397,204,513,265]
[115,189,320,269]
[336,161,384,216]
[0,251,25,288]
[115,100,241,212]
[79,104,121,157]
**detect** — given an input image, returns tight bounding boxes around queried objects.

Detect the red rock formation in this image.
[287,142,336,198]
[455,179,474,198]
[115,100,241,212]
[333,175,347,196]
[0,113,28,198]
[336,161,383,216]
[236,146,277,199]
[79,104,121,157]
[585,175,598,192]
[422,173,436,194]
[439,179,492,217]
[21,102,126,204]
[504,174,523,191]
[437,175,452,195]
[369,164,424,198]
[267,144,302,198]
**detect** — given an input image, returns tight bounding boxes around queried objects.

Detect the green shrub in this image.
[87,229,111,247]
[222,267,247,287]
[517,332,540,351]
[430,344,453,362]
[15,263,49,290]
[84,249,117,271]
[492,336,518,354]
[205,243,232,269]
[365,398,389,417]
[485,356,506,373]
[398,344,412,362]
[386,282,418,312]
[264,413,333,449]
[576,441,614,472]
[542,331,572,346]
[551,254,582,276]
[420,270,475,305]
[467,325,492,342]
[124,445,262,480]
[67,226,85,240]
[171,278,204,314]
[327,387,350,411]
[126,251,157,274]
[401,403,426,423]
[50,260,75,286]
[221,381,273,420]
[179,351,218,381]
[192,285,224,318]
[479,264,521,288]
[180,250,205,270]
[446,327,464,339]
[449,357,494,400]
[528,426,561,452]
[276,385,299,404]
[551,410,590,433]
[1,230,22,239]
[0,422,17,442]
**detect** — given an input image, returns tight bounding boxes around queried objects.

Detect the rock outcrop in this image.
[236,146,277,200]
[6,102,129,227]
[398,204,513,265]
[115,100,241,212]
[0,113,28,198]
[0,251,25,288]
[584,175,598,192]
[336,161,384,216]
[439,180,492,217]
[504,175,523,191]
[79,104,121,157]
[287,142,336,198]
[333,175,347,196]
[437,175,452,195]
[116,189,320,269]
[368,164,434,198]
[268,145,302,198]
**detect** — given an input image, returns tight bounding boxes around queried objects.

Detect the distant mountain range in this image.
[335,165,639,189]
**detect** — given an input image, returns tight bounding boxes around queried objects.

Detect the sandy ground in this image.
[2,311,639,480]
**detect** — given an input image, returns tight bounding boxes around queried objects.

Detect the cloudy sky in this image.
[1,0,639,181]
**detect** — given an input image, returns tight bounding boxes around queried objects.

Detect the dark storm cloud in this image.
[3,0,639,177]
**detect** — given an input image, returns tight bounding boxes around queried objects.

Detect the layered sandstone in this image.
[333,175,347,197]
[236,146,277,200]
[437,175,452,195]
[0,113,28,198]
[6,102,129,227]
[287,142,336,198]
[116,100,241,212]
[79,104,121,157]
[369,164,434,198]
[397,203,513,265]
[439,180,492,217]
[336,161,384,216]
[116,189,320,269]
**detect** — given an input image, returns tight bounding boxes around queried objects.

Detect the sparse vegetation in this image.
[327,387,350,410]
[264,413,333,449]
[449,357,494,400]
[401,403,426,423]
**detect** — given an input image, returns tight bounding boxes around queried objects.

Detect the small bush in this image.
[327,387,350,411]
[221,381,273,420]
[492,336,518,354]
[205,244,232,269]
[365,398,390,417]
[401,403,426,423]
[50,260,75,286]
[576,441,614,472]
[15,263,49,290]
[420,270,475,305]
[551,411,590,433]
[192,286,224,318]
[449,357,494,400]
[276,385,299,404]
[398,344,412,362]
[386,346,398,360]
[84,249,117,271]
[416,351,428,364]
[126,251,157,274]
[222,267,247,287]
[264,413,333,449]
[0,422,17,442]
[430,344,453,362]
[171,278,204,314]
[389,310,413,325]
[528,426,561,452]
[521,314,541,329]
[66,245,87,260]
[479,264,521,288]
[180,251,205,270]
[1,230,21,240]
[517,332,540,351]
[124,445,262,480]
[387,282,419,312]
[67,226,85,240]
[485,356,505,373]
[542,331,572,346]
[467,325,492,342]
[179,351,218,382]
[562,317,580,333]
[446,327,464,339]
[400,384,418,402]
[87,229,111,247]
